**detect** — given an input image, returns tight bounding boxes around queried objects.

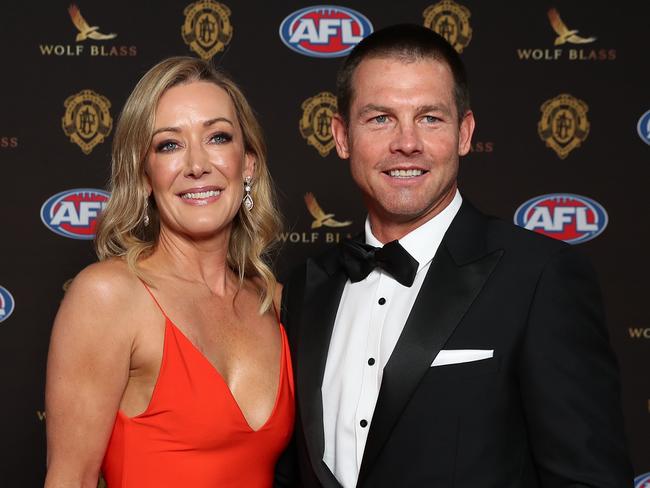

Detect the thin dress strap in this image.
[271,300,281,324]
[139,279,169,319]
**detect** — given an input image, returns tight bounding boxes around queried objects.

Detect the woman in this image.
[44,57,292,487]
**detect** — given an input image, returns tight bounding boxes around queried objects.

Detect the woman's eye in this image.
[210,132,232,144]
[156,141,179,152]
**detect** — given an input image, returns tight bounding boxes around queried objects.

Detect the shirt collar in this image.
[365,189,463,273]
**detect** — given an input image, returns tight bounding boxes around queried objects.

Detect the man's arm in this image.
[519,246,633,487]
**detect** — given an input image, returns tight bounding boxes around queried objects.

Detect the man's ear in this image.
[458,110,476,156]
[331,113,350,159]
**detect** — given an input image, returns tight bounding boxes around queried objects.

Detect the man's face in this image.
[331,56,474,233]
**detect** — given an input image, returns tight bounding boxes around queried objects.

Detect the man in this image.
[278,24,632,487]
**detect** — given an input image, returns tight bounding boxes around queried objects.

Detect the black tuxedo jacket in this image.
[276,201,632,487]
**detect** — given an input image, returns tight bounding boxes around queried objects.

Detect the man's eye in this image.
[423,115,440,123]
[373,115,388,124]
[210,132,232,144]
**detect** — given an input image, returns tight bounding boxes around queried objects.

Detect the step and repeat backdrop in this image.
[1,0,648,485]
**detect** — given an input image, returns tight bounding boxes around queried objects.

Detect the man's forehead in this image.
[350,56,454,99]
[353,54,451,76]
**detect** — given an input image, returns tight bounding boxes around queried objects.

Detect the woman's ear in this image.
[244,152,256,180]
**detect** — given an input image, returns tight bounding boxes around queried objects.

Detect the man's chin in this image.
[369,194,455,226]
[371,203,433,224]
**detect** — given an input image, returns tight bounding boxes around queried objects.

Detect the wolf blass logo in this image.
[517,8,615,61]
[628,326,650,339]
[39,4,136,57]
[280,193,353,244]
[280,231,353,244]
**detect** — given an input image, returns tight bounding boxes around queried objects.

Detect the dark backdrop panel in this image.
[1,1,648,485]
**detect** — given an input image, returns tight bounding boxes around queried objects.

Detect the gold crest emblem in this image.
[61,89,112,155]
[538,94,590,159]
[423,0,472,53]
[300,92,337,157]
[182,0,233,60]
[304,193,352,229]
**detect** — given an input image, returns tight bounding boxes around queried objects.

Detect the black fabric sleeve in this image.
[519,246,633,487]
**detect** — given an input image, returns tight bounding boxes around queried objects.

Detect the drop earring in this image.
[243,176,254,211]
[143,196,150,227]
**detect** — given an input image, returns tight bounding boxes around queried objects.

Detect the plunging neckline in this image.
[165,316,285,432]
[123,281,286,432]
[103,286,296,488]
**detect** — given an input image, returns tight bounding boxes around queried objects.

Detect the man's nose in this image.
[389,123,423,155]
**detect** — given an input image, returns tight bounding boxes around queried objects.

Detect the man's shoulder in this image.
[283,244,343,282]
[485,216,568,254]
[455,201,571,265]
[279,244,344,329]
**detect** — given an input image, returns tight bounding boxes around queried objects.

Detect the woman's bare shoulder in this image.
[69,257,137,292]
[59,259,147,327]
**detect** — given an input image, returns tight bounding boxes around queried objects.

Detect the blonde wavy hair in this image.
[95,56,282,313]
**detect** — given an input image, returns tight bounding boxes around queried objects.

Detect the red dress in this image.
[101,288,295,487]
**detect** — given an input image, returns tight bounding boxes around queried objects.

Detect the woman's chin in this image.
[186,223,233,241]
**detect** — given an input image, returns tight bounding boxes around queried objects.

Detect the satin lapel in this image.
[297,256,347,487]
[357,204,503,485]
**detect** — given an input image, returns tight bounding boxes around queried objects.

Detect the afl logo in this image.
[637,109,650,145]
[0,286,15,323]
[514,193,608,244]
[635,473,650,488]
[41,188,110,240]
[279,5,373,58]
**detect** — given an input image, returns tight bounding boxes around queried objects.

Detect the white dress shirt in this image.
[321,190,462,488]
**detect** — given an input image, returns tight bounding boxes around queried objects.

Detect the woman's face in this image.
[145,80,253,241]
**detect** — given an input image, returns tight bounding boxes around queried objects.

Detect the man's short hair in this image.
[336,24,470,123]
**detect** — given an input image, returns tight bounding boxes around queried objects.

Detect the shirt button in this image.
[378,297,386,305]
[368,357,376,366]
[360,419,368,428]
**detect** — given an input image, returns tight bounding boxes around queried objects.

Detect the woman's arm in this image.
[44,263,135,488]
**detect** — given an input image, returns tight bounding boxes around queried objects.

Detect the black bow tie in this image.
[340,238,419,287]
